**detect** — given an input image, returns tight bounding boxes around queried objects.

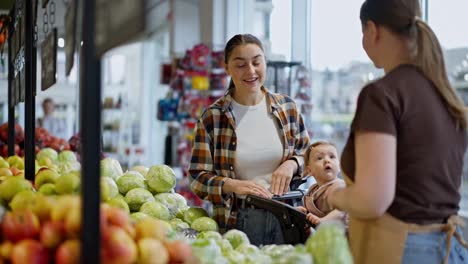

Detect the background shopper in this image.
[37,98,67,139]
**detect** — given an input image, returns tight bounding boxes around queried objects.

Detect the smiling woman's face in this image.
[225,43,266,95]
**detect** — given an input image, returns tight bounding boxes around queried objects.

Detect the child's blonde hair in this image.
[303,140,338,167]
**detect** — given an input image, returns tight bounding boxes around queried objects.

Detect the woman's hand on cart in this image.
[271,160,297,196]
[223,178,273,199]
[296,206,308,214]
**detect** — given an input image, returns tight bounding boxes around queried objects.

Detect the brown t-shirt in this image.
[341,64,467,224]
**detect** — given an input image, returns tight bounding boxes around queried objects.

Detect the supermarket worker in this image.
[188,34,310,246]
[328,0,468,263]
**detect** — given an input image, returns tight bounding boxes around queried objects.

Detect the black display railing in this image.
[6,0,102,262]
[24,0,36,181]
[7,7,14,157]
[6,0,36,180]
[79,0,101,261]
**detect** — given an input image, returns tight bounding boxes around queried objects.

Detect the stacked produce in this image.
[0,149,353,263]
[0,151,198,263]
[0,123,71,158]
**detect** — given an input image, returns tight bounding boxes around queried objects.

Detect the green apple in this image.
[7,156,24,170]
[0,177,33,202]
[9,190,37,212]
[106,195,130,214]
[55,172,81,194]
[34,168,60,189]
[38,183,57,196]
[0,158,10,169]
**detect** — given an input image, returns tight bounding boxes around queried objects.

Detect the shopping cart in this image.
[244,175,315,245]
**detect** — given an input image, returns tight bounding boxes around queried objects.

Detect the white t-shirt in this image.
[231,95,284,190]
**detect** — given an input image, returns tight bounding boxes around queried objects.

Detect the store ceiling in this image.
[0,0,14,11]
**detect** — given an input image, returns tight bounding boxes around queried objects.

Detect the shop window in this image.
[252,0,292,60]
[308,0,383,151]
[427,0,468,212]
[270,0,292,61]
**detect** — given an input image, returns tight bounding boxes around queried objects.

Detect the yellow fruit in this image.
[32,194,53,223]
[6,156,24,170]
[0,168,12,176]
[9,190,37,212]
[51,196,80,222]
[135,218,170,241]
[137,238,168,264]
[0,159,10,169]
[0,177,33,202]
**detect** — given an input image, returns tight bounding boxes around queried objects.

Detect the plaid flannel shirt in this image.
[188,87,310,233]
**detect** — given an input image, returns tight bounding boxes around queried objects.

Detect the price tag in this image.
[20,67,25,103]
[41,28,57,91]
[65,0,76,76]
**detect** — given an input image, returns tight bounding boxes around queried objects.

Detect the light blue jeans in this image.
[235,207,284,246]
[402,227,468,264]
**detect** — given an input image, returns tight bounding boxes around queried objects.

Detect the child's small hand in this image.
[306,213,321,225]
[296,206,308,214]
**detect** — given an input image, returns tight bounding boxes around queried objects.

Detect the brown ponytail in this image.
[413,19,468,129]
[360,0,468,129]
[227,79,235,92]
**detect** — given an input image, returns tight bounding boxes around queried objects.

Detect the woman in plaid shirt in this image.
[189,34,310,246]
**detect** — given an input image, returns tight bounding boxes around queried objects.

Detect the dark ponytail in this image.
[360,0,467,129]
[413,19,467,128]
[227,79,235,91]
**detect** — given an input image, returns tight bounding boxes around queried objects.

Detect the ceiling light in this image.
[58,38,65,48]
[464,74,468,82]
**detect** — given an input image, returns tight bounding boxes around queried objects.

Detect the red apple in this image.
[11,239,50,264]
[102,205,134,238]
[55,239,80,264]
[40,221,66,249]
[164,239,195,263]
[9,167,21,176]
[101,226,137,264]
[2,210,40,242]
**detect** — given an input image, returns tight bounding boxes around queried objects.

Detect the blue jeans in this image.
[235,207,284,246]
[402,227,468,264]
